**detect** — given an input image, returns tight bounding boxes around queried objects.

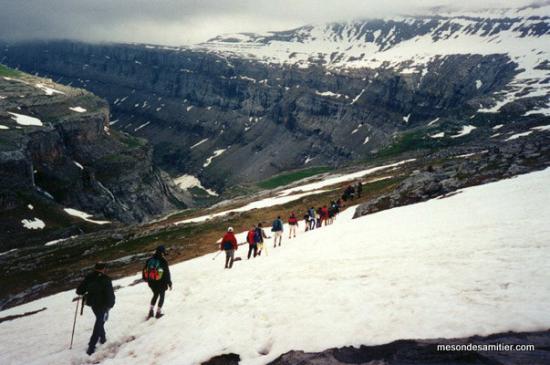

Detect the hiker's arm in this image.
[76,276,88,295]
[164,261,172,288]
[107,280,115,308]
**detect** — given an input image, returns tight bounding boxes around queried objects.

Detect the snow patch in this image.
[450,125,476,138]
[506,131,533,141]
[173,175,218,196]
[35,83,65,96]
[134,121,150,132]
[427,118,440,126]
[8,112,43,126]
[69,106,87,113]
[531,125,550,132]
[429,132,445,138]
[203,149,226,167]
[63,208,110,225]
[21,218,45,230]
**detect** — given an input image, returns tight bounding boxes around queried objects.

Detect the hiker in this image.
[328,204,335,225]
[321,205,330,226]
[316,207,322,228]
[308,207,316,230]
[342,185,355,201]
[76,262,115,356]
[356,181,363,198]
[255,222,269,256]
[271,216,284,247]
[303,212,310,232]
[220,227,238,268]
[247,224,258,259]
[143,245,172,319]
[288,212,299,238]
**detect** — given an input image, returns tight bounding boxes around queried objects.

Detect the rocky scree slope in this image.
[0,67,187,249]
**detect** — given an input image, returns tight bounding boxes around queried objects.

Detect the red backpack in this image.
[247,229,256,244]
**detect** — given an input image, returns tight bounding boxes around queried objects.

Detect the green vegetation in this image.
[112,129,147,149]
[0,64,22,77]
[257,166,333,189]
[376,130,448,158]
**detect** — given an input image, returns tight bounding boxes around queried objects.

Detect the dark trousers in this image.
[247,244,257,259]
[150,284,166,308]
[225,249,235,268]
[89,307,106,348]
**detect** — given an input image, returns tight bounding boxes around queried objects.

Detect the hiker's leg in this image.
[229,250,235,268]
[225,250,230,268]
[158,289,165,308]
[150,286,159,306]
[89,307,106,349]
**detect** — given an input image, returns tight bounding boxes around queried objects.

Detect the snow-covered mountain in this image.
[1,167,549,365]
[200,5,550,70]
[199,5,550,115]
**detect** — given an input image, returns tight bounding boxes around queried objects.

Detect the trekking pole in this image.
[69,297,80,349]
[80,295,85,315]
[212,250,223,260]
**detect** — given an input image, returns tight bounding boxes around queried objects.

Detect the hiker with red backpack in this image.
[247,224,258,259]
[220,227,238,268]
[76,262,115,355]
[143,245,172,319]
[288,212,299,238]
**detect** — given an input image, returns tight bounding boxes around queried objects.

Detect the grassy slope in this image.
[257,166,333,189]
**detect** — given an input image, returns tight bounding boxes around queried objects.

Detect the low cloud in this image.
[0,0,542,46]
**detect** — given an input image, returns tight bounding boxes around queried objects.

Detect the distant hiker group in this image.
[217,181,366,269]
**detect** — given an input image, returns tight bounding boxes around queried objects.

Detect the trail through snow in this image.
[1,168,549,365]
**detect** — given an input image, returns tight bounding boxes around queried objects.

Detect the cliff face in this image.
[0,42,526,192]
[0,68,187,249]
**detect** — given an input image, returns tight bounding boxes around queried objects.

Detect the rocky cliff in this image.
[0,66,187,249]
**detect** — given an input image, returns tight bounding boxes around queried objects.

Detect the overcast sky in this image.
[0,0,542,46]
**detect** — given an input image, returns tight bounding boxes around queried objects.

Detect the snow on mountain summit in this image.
[199,7,549,70]
[195,5,550,115]
[1,168,549,365]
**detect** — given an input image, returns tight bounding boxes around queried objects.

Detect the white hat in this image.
[227,227,234,232]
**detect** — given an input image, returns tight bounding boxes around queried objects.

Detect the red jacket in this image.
[221,232,238,250]
[321,207,329,219]
[288,216,298,225]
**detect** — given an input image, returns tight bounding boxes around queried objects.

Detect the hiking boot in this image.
[155,311,164,319]
[147,309,154,319]
[86,346,95,356]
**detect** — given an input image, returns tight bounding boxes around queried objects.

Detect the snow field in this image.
[1,168,549,365]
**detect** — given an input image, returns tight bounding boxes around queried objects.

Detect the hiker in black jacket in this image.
[76,262,115,356]
[143,245,172,319]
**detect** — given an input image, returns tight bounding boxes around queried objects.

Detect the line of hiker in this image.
[74,180,363,355]
[219,196,351,269]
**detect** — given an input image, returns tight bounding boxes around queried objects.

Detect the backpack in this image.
[143,257,164,282]
[254,229,262,243]
[272,219,282,232]
[247,230,256,244]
